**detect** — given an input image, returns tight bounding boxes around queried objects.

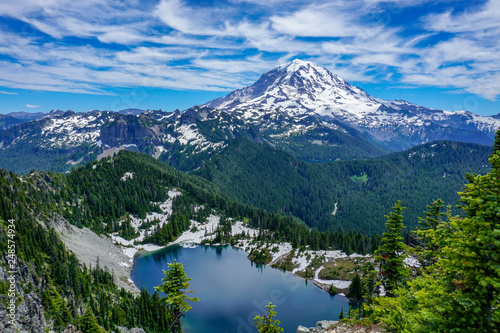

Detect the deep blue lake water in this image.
[131,245,348,333]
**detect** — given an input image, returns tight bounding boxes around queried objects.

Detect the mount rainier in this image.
[0,59,498,174]
[204,59,498,150]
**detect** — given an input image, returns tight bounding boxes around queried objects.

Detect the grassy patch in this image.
[318,257,369,280]
[308,254,325,271]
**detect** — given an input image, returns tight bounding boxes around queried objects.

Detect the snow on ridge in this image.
[153,146,165,159]
[39,114,103,148]
[120,172,134,181]
[111,188,184,260]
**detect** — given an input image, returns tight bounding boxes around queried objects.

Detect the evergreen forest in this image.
[195,138,491,234]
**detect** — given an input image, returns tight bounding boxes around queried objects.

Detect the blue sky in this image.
[0,0,499,115]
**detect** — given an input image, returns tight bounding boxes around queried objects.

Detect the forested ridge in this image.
[195,138,491,234]
[0,169,174,332]
[66,150,379,254]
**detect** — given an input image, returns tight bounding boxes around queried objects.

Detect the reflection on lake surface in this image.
[131,244,348,333]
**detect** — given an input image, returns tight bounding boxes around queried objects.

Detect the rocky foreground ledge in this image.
[297,320,384,333]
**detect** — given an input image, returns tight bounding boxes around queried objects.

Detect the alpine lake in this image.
[131,244,348,333]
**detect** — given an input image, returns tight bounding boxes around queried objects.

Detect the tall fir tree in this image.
[79,307,103,333]
[411,199,448,269]
[348,274,363,302]
[375,201,410,297]
[442,133,500,330]
[339,306,344,320]
[154,260,198,333]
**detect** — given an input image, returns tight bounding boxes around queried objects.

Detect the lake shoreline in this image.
[127,216,367,296]
[130,242,351,333]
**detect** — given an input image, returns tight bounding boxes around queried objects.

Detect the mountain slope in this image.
[0,106,385,174]
[0,114,23,130]
[203,59,499,150]
[194,139,491,234]
[0,168,175,333]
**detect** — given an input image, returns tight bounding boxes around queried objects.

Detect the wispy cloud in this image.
[0,90,17,95]
[0,0,498,102]
[26,104,40,108]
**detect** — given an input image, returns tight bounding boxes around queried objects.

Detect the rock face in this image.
[297,321,385,333]
[0,255,48,333]
[100,114,164,151]
[63,324,82,333]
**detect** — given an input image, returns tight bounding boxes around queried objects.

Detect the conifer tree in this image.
[328,284,337,296]
[253,302,284,333]
[411,199,448,268]
[348,274,363,302]
[339,306,344,320]
[360,263,378,316]
[154,260,198,333]
[79,307,103,333]
[375,201,409,297]
[443,135,500,330]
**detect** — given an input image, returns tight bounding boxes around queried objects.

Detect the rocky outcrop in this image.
[297,321,384,333]
[62,324,81,333]
[117,327,147,333]
[100,114,164,152]
[51,215,140,294]
[0,255,47,333]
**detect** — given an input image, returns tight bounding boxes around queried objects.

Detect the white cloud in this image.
[0,0,498,102]
[271,5,357,37]
[155,0,195,33]
[0,91,18,95]
[26,104,40,108]
[424,0,500,34]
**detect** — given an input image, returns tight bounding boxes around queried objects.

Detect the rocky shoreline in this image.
[298,320,384,333]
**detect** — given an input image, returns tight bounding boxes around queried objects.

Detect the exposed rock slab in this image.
[51,216,139,294]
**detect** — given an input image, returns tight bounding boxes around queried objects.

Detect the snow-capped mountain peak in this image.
[202,59,500,148]
[203,59,379,118]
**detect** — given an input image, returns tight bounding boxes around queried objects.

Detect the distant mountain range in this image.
[0,108,147,130]
[0,59,498,175]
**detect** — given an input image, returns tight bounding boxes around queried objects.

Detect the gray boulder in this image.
[317,320,337,330]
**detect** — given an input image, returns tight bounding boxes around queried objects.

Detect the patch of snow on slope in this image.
[153,146,165,159]
[111,188,183,258]
[169,214,221,246]
[120,172,134,181]
[40,115,102,147]
[176,124,202,145]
